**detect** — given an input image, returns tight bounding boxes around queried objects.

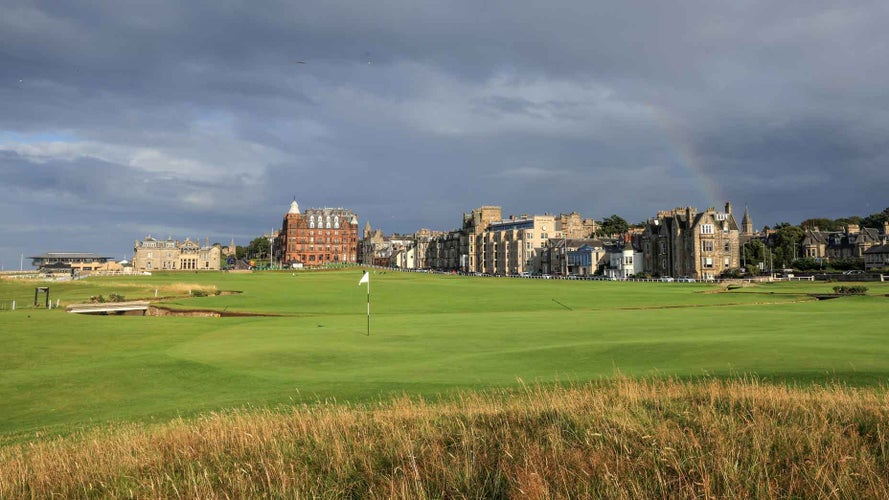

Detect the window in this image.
[724,257,730,268]
[702,241,714,252]
[701,224,714,235]
[703,257,714,268]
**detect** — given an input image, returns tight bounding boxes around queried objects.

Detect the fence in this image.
[360,265,769,285]
[0,299,16,311]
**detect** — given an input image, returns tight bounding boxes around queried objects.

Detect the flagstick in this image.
[359,271,371,336]
[366,278,370,336]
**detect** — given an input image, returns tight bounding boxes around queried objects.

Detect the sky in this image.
[2,1,888,268]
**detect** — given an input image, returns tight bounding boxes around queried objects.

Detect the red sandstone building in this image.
[276,199,359,267]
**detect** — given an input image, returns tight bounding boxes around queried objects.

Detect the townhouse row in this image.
[363,202,756,280]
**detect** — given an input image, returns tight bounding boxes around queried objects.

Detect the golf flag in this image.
[359,271,370,335]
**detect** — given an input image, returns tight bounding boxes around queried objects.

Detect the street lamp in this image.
[268,231,275,270]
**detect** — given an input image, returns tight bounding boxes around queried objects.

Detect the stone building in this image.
[424,206,598,275]
[461,206,504,273]
[479,214,557,275]
[276,199,359,267]
[864,243,889,270]
[604,238,644,279]
[741,206,755,237]
[360,222,385,266]
[360,224,437,269]
[427,230,462,270]
[555,212,597,239]
[133,236,222,272]
[801,223,886,260]
[545,238,610,276]
[641,202,741,280]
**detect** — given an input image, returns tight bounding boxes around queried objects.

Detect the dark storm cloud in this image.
[2,0,889,265]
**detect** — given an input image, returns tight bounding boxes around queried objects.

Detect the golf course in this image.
[3,269,889,498]
[2,270,887,443]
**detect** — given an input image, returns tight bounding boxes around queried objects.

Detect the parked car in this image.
[843,270,864,275]
[677,276,695,283]
[659,276,675,282]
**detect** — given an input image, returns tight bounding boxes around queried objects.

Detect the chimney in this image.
[724,201,732,214]
[884,221,889,236]
[847,224,860,234]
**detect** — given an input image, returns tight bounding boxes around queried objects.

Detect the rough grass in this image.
[2,377,887,499]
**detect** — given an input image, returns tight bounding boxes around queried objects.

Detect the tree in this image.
[799,218,840,231]
[597,215,629,237]
[791,257,821,271]
[246,237,270,259]
[769,223,804,269]
[861,207,889,229]
[742,239,765,273]
[835,216,863,227]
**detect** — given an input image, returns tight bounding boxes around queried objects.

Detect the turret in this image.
[741,205,754,235]
[288,198,300,214]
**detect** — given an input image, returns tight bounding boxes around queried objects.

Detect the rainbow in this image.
[649,104,725,208]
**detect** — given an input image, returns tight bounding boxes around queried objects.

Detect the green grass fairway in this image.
[1,271,887,442]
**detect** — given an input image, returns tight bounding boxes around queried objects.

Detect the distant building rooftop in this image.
[29,253,114,266]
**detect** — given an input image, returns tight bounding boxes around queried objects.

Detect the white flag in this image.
[359,271,369,285]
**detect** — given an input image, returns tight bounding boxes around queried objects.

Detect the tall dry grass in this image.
[2,378,888,499]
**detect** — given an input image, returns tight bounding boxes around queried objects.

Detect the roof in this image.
[864,244,889,254]
[288,199,300,214]
[860,227,881,242]
[29,252,113,260]
[741,205,752,226]
[802,230,827,245]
